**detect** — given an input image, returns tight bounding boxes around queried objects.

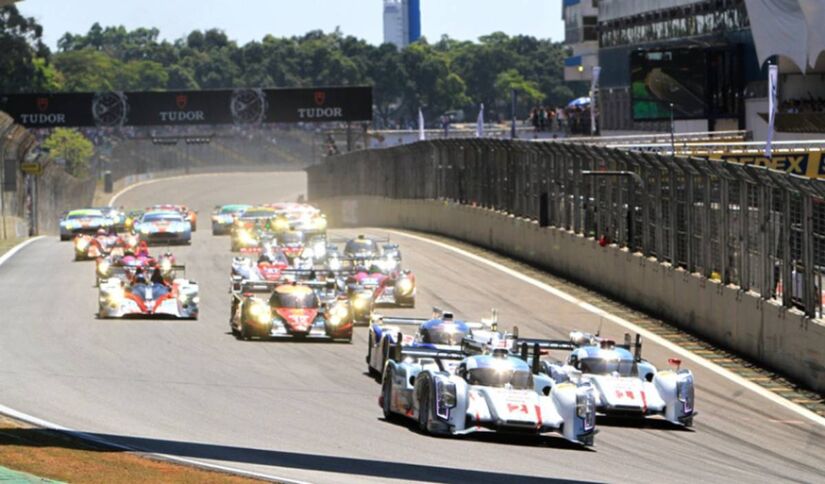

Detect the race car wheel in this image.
[378,339,390,381]
[60,234,69,241]
[382,368,394,419]
[240,324,251,341]
[417,381,430,434]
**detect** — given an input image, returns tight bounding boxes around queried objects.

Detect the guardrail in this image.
[308,139,825,320]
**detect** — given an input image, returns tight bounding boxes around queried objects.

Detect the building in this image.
[561,0,599,83]
[383,0,421,49]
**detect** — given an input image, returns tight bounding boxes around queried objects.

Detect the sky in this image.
[17,0,564,49]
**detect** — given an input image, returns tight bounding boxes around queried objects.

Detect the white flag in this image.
[476,104,485,138]
[766,64,778,158]
[590,66,601,136]
[418,108,426,141]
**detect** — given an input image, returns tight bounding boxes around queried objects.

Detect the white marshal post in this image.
[766,63,778,159]
[590,66,601,136]
[418,108,425,141]
[475,103,485,138]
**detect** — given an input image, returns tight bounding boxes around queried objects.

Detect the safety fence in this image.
[307,139,825,320]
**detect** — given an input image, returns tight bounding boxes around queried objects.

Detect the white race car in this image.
[527,332,696,427]
[379,343,597,446]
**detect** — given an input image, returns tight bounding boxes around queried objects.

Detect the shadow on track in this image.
[379,417,595,453]
[596,415,694,431]
[0,428,597,484]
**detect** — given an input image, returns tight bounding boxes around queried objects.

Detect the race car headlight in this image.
[273,219,289,231]
[313,217,327,230]
[576,390,595,418]
[140,226,150,235]
[352,296,370,311]
[677,378,694,413]
[328,303,349,325]
[178,293,199,305]
[329,258,341,271]
[238,230,255,244]
[160,259,172,273]
[75,238,89,251]
[438,381,457,408]
[312,241,326,256]
[248,301,271,323]
[396,278,414,295]
[97,260,111,276]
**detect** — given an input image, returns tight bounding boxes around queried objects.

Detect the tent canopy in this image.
[745,0,825,72]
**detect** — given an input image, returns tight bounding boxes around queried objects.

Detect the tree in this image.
[42,128,94,178]
[495,69,543,116]
[52,49,119,91]
[0,6,52,93]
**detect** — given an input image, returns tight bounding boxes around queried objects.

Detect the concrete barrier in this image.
[316,195,825,393]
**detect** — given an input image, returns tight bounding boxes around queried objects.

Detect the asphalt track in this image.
[0,172,823,483]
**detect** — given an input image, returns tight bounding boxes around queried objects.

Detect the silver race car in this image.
[526,332,696,427]
[379,342,597,446]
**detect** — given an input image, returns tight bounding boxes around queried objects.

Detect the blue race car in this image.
[134,210,192,245]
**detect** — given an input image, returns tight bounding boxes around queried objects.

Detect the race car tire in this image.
[378,338,390,381]
[60,234,69,241]
[240,324,252,341]
[231,242,240,252]
[191,222,197,232]
[417,380,430,434]
[382,368,394,419]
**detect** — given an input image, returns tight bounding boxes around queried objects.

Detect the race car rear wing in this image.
[389,334,466,368]
[514,339,578,374]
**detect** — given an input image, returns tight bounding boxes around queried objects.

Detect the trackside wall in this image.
[314,195,825,394]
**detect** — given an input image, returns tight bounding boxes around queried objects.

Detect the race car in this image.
[366,310,497,379]
[230,206,288,252]
[98,266,199,319]
[96,245,177,286]
[526,332,696,427]
[73,229,118,261]
[345,264,416,308]
[123,210,145,233]
[229,251,291,291]
[229,280,352,342]
[276,231,307,262]
[59,209,113,241]
[94,206,127,232]
[379,343,597,446]
[343,234,384,260]
[211,204,251,235]
[134,210,192,245]
[147,204,198,231]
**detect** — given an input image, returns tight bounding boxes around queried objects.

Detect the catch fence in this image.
[307,139,825,320]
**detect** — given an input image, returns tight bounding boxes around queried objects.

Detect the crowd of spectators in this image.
[528,105,594,135]
[780,97,825,114]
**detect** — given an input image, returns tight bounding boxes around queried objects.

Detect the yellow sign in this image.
[20,162,42,175]
[706,152,825,179]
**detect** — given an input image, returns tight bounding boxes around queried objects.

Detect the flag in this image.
[418,108,425,141]
[590,66,601,136]
[476,104,485,138]
[766,64,778,158]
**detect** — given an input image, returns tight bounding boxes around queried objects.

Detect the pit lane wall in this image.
[313,196,825,394]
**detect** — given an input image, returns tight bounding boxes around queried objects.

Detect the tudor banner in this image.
[0,86,373,128]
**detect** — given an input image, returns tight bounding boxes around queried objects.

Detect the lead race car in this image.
[379,341,597,446]
[519,332,696,427]
[98,266,199,319]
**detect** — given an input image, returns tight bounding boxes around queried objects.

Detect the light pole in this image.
[669,103,676,155]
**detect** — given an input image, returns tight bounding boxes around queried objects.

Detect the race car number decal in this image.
[507,403,530,414]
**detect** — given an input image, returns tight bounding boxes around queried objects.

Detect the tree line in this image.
[1,6,584,126]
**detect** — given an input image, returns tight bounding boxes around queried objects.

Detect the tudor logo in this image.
[314,91,326,106]
[36,97,49,112]
[176,94,188,110]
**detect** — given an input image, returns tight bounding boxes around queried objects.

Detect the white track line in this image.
[0,237,45,266]
[388,229,825,429]
[109,172,245,206]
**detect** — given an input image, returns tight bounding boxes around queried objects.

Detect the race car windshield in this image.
[578,358,634,376]
[271,292,319,309]
[221,206,248,214]
[68,212,103,220]
[467,367,532,390]
[345,240,376,254]
[280,232,304,244]
[242,210,276,218]
[142,214,183,223]
[421,325,468,346]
